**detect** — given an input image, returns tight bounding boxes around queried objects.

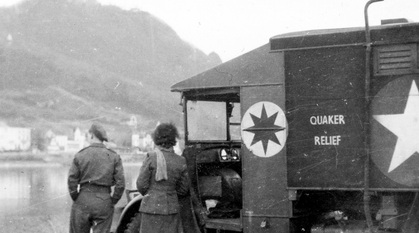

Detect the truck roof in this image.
[171,22,419,92]
[171,44,283,92]
[270,22,419,51]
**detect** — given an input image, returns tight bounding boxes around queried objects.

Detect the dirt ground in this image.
[1,208,124,233]
[1,213,70,233]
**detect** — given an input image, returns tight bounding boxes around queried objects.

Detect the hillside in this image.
[0,0,221,145]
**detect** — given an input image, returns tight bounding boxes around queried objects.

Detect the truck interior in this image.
[181,87,244,232]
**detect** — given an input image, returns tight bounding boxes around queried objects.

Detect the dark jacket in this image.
[67,143,125,204]
[137,148,189,215]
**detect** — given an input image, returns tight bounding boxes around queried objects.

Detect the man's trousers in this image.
[69,188,114,233]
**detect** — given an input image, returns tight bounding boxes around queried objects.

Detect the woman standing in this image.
[136,122,189,233]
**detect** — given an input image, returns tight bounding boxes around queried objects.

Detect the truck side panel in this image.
[285,46,366,189]
[241,78,291,232]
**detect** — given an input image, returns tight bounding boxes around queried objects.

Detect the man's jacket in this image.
[67,143,125,204]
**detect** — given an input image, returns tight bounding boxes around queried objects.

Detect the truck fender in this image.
[115,194,143,233]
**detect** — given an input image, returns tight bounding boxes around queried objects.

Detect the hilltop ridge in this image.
[0,0,221,145]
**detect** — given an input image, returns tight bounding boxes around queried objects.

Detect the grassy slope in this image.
[0,0,221,142]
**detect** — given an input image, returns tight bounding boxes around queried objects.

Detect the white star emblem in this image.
[373,80,419,173]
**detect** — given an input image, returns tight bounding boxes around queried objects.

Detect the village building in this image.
[0,126,31,152]
[46,127,86,153]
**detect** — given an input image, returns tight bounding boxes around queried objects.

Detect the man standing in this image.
[68,123,125,233]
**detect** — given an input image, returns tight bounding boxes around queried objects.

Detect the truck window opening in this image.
[187,100,241,141]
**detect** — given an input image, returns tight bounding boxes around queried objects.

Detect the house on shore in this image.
[0,126,31,152]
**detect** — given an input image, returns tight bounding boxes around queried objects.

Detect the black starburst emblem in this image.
[243,104,285,154]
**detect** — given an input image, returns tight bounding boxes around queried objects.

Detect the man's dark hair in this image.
[152,122,179,148]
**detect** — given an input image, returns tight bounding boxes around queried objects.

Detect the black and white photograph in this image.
[1,0,419,232]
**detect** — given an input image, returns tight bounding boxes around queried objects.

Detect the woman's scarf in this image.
[155,147,168,181]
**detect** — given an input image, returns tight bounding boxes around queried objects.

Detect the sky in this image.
[1,0,419,61]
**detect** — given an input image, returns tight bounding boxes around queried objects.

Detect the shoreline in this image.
[0,151,146,166]
[0,161,63,168]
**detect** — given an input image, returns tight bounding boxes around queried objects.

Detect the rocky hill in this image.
[0,0,221,145]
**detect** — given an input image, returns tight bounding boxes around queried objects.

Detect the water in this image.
[0,162,142,233]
